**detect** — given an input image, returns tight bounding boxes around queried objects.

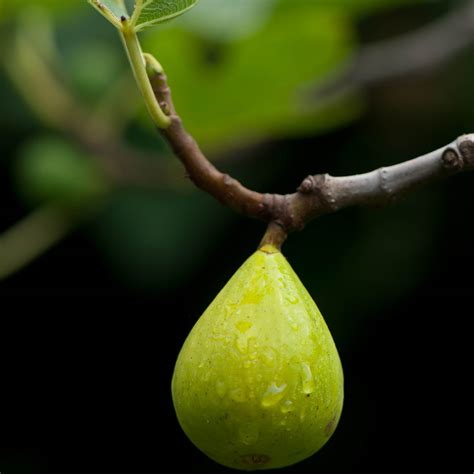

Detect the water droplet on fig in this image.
[301,363,315,394]
[238,423,260,445]
[261,383,287,408]
[280,400,294,414]
[229,388,246,403]
[216,380,226,398]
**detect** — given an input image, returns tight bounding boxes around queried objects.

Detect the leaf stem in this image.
[120,22,171,129]
[130,0,144,27]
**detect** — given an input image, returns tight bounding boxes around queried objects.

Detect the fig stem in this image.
[259,222,288,251]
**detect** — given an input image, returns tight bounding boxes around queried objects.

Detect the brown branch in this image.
[151,71,275,221]
[312,0,474,99]
[150,67,474,249]
[288,136,474,229]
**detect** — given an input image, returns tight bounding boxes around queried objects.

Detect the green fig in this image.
[172,244,344,470]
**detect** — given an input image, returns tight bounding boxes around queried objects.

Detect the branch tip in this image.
[442,148,463,171]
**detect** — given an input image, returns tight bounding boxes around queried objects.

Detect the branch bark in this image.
[150,67,474,248]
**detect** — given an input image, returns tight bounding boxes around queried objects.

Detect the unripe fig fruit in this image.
[172,245,343,470]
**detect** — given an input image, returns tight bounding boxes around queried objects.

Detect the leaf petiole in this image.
[130,0,144,28]
[120,20,171,128]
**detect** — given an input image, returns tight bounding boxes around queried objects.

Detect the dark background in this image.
[1,1,472,473]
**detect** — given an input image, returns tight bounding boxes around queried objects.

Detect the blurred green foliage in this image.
[14,136,109,209]
[0,0,461,315]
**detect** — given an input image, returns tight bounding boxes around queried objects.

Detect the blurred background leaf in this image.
[142,0,360,151]
[14,135,109,208]
[135,0,201,30]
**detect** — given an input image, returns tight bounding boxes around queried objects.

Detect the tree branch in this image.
[287,135,474,230]
[312,0,474,99]
[151,71,274,221]
[149,65,474,248]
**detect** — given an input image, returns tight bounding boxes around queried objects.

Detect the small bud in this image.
[298,176,315,194]
[442,149,463,170]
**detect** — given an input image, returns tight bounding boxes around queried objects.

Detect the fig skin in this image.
[172,245,344,470]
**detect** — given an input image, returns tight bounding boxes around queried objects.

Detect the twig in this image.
[150,67,474,249]
[0,206,75,280]
[312,0,474,99]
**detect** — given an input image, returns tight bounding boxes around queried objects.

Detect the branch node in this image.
[297,176,316,194]
[458,134,474,167]
[223,174,234,187]
[378,167,392,197]
[442,148,463,170]
[310,174,337,211]
[159,101,171,115]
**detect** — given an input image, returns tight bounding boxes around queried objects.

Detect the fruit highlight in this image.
[172,245,344,470]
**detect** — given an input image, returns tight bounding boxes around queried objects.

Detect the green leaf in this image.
[142,1,359,151]
[135,0,200,31]
[179,0,276,42]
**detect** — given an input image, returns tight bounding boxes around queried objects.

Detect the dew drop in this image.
[301,363,315,394]
[280,399,294,414]
[238,423,260,446]
[236,320,252,333]
[248,338,258,360]
[236,334,248,354]
[285,294,298,304]
[216,380,226,398]
[229,388,246,403]
[225,303,239,318]
[262,348,277,367]
[261,383,287,408]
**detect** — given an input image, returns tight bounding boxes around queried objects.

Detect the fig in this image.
[172,244,343,470]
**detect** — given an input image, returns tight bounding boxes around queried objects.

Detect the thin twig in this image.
[312,0,474,99]
[149,66,474,249]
